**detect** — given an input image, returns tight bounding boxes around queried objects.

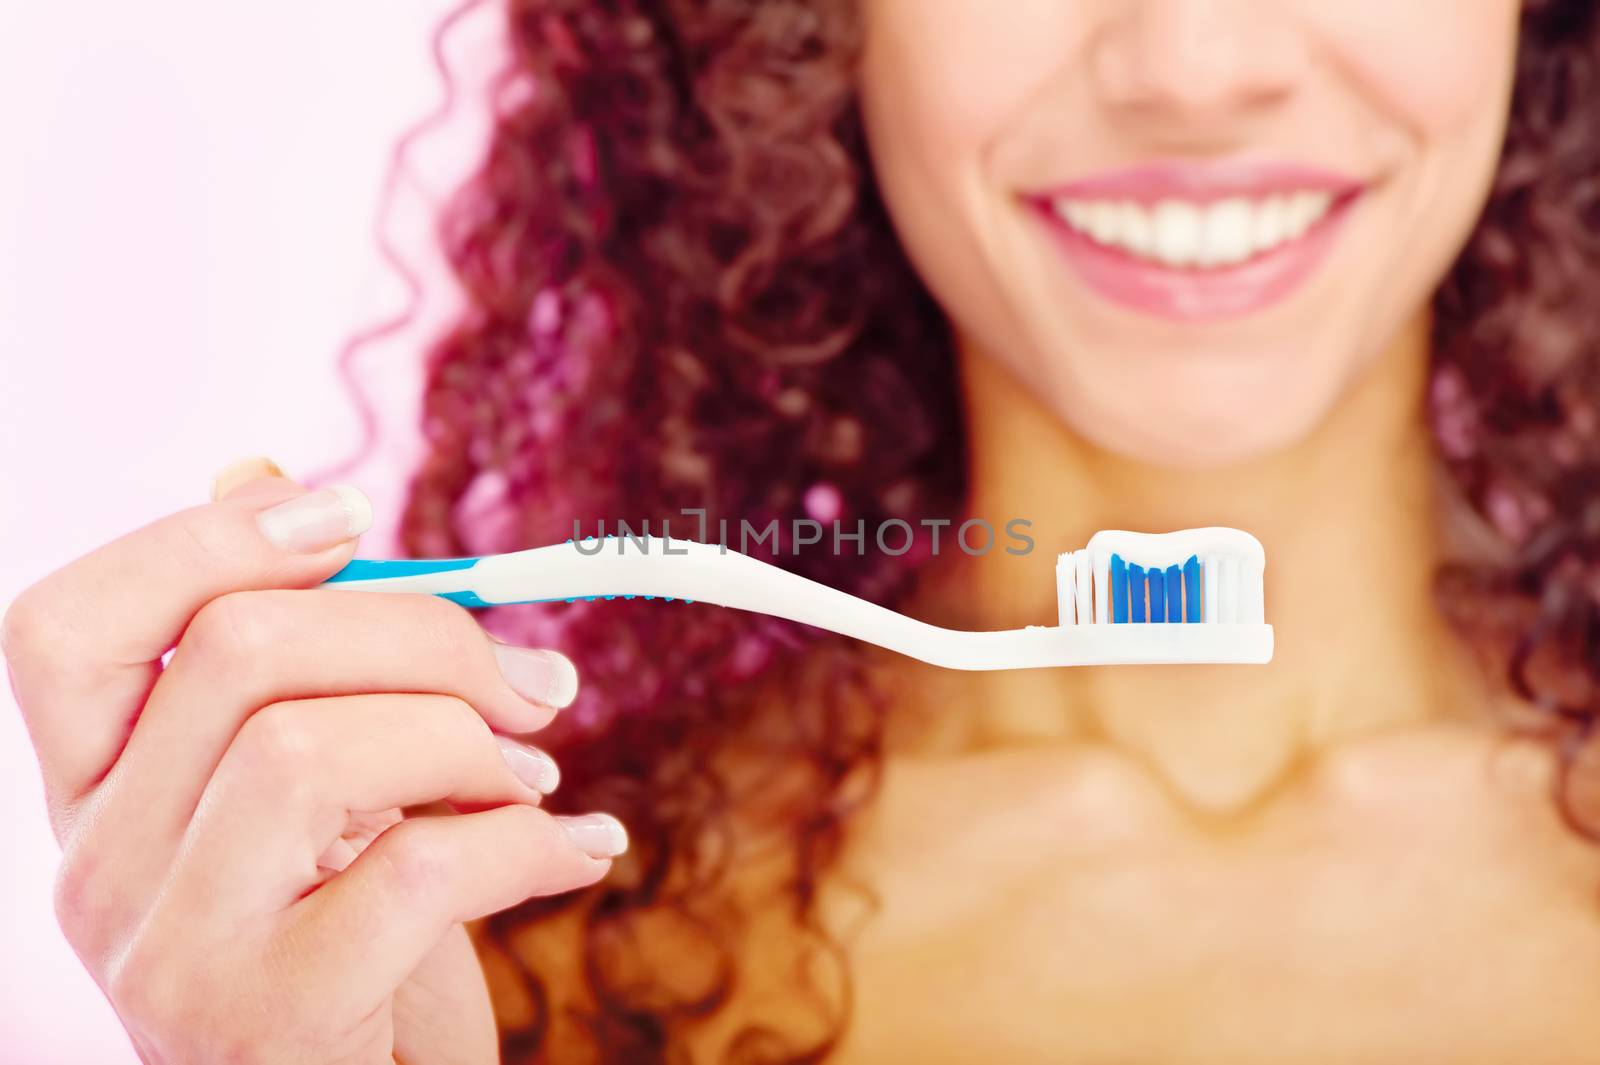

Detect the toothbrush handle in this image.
[321,534,931,617]
[319,538,994,664]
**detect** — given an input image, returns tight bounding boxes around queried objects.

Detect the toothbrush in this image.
[317,527,1273,669]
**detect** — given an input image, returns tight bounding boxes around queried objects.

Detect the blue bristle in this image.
[1147,567,1166,622]
[1183,555,1201,622]
[1110,554,1129,623]
[1128,563,1147,622]
[1165,564,1182,622]
[624,595,636,600]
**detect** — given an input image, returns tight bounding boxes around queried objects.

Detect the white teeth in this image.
[1056,199,1089,230]
[1116,201,1153,257]
[1086,201,1119,244]
[1198,197,1253,267]
[1151,200,1203,267]
[1050,190,1336,269]
[1286,190,1331,237]
[1251,196,1288,252]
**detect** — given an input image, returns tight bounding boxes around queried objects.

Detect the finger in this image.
[313,808,401,877]
[210,456,287,502]
[143,585,566,774]
[2,468,372,806]
[281,805,624,1021]
[390,925,500,1065]
[168,693,562,915]
[74,586,572,911]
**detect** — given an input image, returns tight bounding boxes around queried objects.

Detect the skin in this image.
[797,0,1600,1061]
[856,0,1519,468]
[815,336,1600,1062]
[2,462,627,1063]
[9,1,1598,1062]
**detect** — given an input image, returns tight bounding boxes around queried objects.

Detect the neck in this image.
[886,313,1492,813]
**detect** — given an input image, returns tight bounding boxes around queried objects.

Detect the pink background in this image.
[0,2,499,1058]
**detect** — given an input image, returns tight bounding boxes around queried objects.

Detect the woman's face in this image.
[857,0,1521,466]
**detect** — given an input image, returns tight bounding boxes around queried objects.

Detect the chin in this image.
[1056,381,1343,470]
[1021,345,1351,472]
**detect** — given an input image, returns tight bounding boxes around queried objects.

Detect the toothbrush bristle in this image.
[1074,550,1092,626]
[1147,566,1166,623]
[1204,555,1221,622]
[1183,555,1201,622]
[1057,529,1265,627]
[1109,555,1128,623]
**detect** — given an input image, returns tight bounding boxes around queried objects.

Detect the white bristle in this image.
[1204,555,1220,622]
[1093,552,1111,624]
[1074,549,1092,626]
[1220,555,1241,622]
[1056,551,1075,626]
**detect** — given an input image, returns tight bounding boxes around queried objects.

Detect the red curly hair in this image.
[330,0,1600,1059]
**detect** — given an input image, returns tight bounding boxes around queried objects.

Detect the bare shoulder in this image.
[1302,717,1600,899]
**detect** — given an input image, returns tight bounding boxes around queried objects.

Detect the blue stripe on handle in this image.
[324,556,483,583]
[327,553,703,610]
[440,589,495,608]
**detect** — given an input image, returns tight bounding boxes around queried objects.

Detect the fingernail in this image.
[210,456,287,502]
[556,813,628,859]
[491,644,579,709]
[254,485,373,552]
[495,736,560,794]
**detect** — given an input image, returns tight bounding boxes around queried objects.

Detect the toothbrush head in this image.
[1055,527,1266,627]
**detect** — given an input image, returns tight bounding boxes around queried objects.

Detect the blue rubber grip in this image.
[325,556,482,583]
[327,547,703,609]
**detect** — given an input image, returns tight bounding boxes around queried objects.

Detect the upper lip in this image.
[1030,159,1366,206]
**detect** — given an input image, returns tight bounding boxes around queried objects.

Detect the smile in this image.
[1051,192,1333,268]
[1026,162,1365,321]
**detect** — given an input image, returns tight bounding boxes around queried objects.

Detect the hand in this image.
[2,457,626,1064]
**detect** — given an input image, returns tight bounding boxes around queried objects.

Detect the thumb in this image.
[210,456,297,502]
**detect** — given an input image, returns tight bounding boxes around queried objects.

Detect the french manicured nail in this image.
[210,456,287,501]
[557,813,628,859]
[254,485,373,552]
[491,644,579,709]
[496,736,560,794]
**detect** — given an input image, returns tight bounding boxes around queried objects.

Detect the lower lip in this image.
[1030,196,1359,322]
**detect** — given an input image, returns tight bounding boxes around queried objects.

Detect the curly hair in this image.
[344,0,1600,1059]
